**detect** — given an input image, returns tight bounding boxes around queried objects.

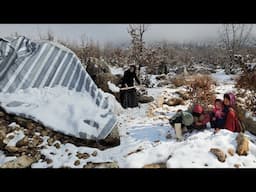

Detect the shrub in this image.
[186,75,216,109]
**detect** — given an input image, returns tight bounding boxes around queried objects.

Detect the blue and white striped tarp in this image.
[0,36,117,140]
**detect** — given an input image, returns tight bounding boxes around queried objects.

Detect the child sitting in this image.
[191,104,210,130]
[211,99,226,133]
[169,109,194,141]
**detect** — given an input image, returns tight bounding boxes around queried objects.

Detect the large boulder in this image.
[86,57,111,80]
[95,73,120,92]
[85,57,122,102]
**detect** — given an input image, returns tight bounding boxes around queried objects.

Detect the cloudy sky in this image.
[0,24,253,45]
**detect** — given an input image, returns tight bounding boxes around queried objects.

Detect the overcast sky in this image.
[0,24,254,45]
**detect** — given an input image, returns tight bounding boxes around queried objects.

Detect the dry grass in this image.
[236,72,256,90]
[236,71,256,117]
[186,75,216,109]
[171,75,187,87]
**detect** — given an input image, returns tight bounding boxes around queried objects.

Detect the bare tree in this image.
[219,24,253,74]
[38,29,55,41]
[127,24,150,68]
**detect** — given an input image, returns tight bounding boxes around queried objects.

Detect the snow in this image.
[3,130,25,147]
[210,69,237,99]
[0,86,117,140]
[108,81,120,93]
[149,75,159,87]
[167,129,256,168]
[2,68,256,168]
[245,63,256,71]
[0,151,16,165]
[109,66,124,76]
[211,69,237,85]
[8,122,20,128]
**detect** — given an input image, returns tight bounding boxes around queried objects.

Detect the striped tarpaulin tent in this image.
[0,36,117,140]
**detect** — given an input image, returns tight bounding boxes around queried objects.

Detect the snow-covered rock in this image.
[0,155,36,168]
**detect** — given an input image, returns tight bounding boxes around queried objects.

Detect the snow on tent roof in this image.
[0,36,117,140]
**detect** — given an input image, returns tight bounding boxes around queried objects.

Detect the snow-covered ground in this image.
[109,66,124,76]
[1,69,256,168]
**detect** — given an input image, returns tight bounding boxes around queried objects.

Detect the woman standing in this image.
[120,65,141,108]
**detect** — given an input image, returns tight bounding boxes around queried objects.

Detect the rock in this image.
[165,98,184,106]
[35,126,43,132]
[0,155,35,168]
[0,129,6,141]
[26,121,36,130]
[0,111,5,117]
[97,73,121,95]
[34,152,41,161]
[33,135,43,145]
[76,152,90,159]
[227,148,235,156]
[41,130,48,137]
[7,134,15,140]
[210,148,227,162]
[137,87,148,96]
[99,125,120,147]
[74,160,80,166]
[143,163,166,168]
[157,81,170,87]
[86,57,111,80]
[175,91,190,100]
[54,143,61,149]
[13,117,27,127]
[46,159,53,164]
[47,138,54,146]
[234,164,241,168]
[91,151,98,157]
[155,74,167,80]
[5,146,19,153]
[0,129,6,148]
[139,95,154,103]
[86,58,121,93]
[236,133,249,156]
[83,161,119,168]
[53,133,62,141]
[16,136,29,147]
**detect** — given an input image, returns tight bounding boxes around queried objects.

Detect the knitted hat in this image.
[192,104,203,114]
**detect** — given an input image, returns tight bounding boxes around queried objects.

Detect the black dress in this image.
[120,70,140,108]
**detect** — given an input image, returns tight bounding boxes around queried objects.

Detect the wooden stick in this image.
[120,86,136,90]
